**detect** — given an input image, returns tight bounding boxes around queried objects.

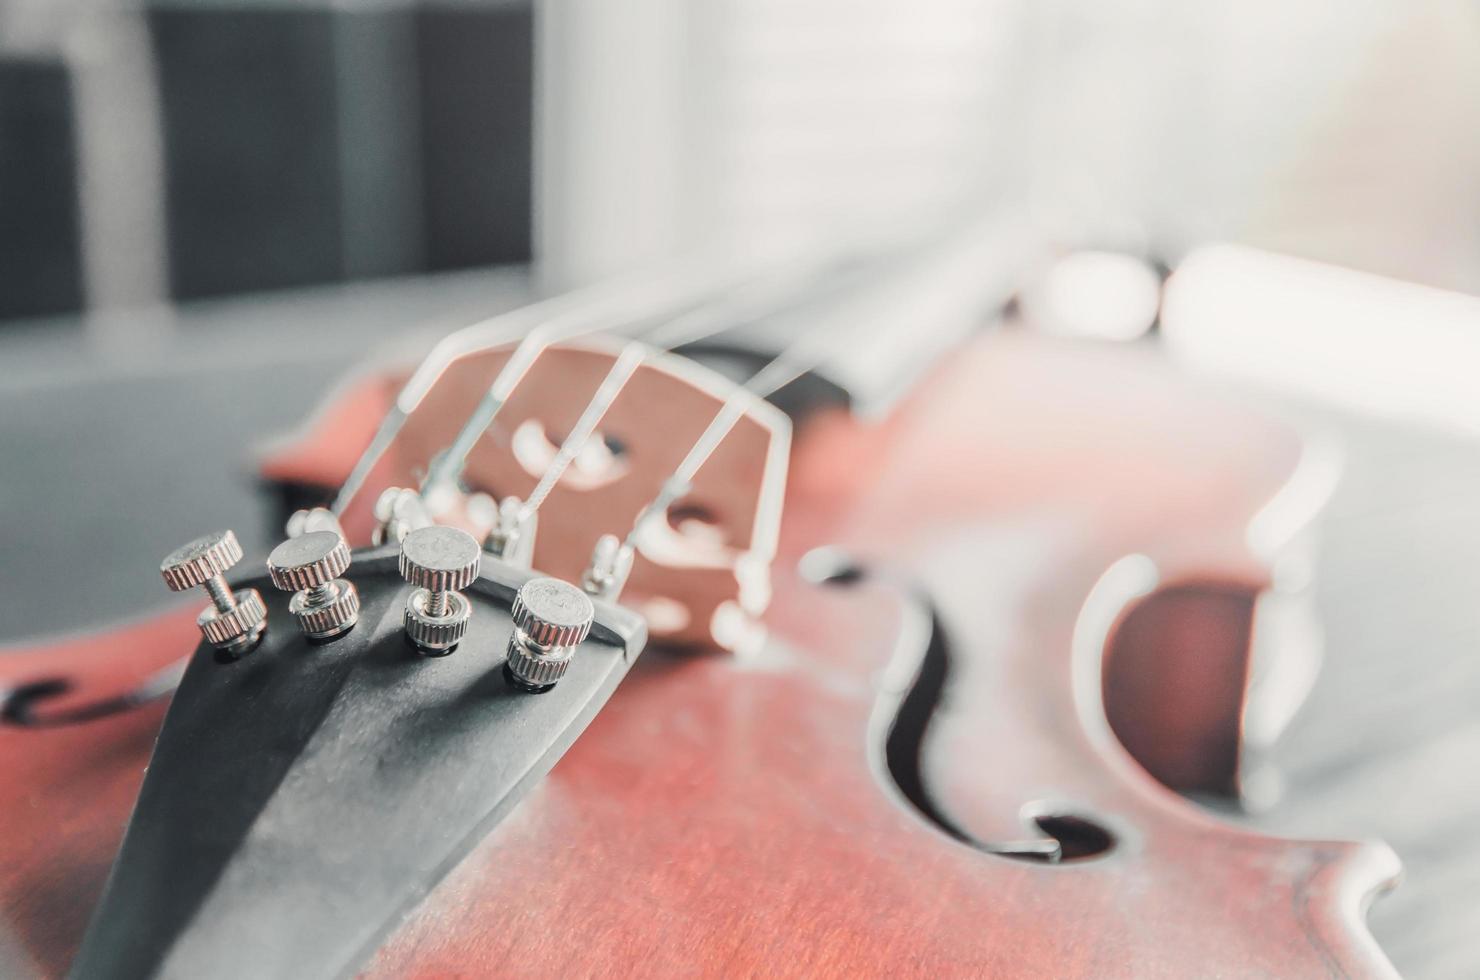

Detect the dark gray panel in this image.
[334,8,427,280]
[151,7,345,298]
[150,2,532,298]
[0,58,83,320]
[417,3,534,270]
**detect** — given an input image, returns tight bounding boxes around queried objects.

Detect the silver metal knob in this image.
[373,487,434,546]
[504,577,594,691]
[399,525,480,654]
[267,531,361,640]
[160,529,267,655]
[285,506,345,539]
[581,534,634,601]
[483,495,536,567]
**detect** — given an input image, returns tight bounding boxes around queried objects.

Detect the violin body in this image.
[0,333,1399,977]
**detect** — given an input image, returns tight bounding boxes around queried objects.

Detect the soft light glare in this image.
[1163,245,1480,439]
[1024,251,1162,341]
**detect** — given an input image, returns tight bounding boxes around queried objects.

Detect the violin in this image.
[0,230,1399,977]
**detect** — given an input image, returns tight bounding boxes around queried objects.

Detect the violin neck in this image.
[717,217,1033,414]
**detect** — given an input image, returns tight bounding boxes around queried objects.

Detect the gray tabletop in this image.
[0,267,531,642]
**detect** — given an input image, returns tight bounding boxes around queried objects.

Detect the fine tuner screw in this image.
[267,531,361,640]
[285,506,345,540]
[399,525,481,654]
[373,487,434,546]
[505,577,594,692]
[481,495,536,567]
[581,534,633,601]
[160,529,267,655]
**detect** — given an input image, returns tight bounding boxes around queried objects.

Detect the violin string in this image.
[333,222,979,522]
[428,252,872,520]
[332,256,803,517]
[413,269,743,501]
[620,331,837,552]
[517,342,647,520]
[330,269,696,515]
[618,218,1025,544]
[520,229,993,540]
[516,264,877,541]
[515,252,891,525]
[414,252,861,505]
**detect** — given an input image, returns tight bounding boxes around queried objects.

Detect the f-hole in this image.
[1031,814,1115,861]
[1,658,185,728]
[803,548,1116,864]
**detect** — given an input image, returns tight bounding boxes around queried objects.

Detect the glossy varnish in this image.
[0,335,1399,977]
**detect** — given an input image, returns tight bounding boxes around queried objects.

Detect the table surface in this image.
[0,271,1474,978]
